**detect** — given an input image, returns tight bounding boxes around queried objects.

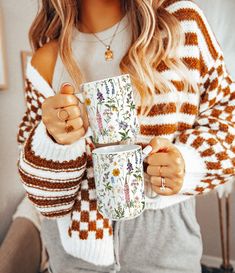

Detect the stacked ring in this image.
[160,176,166,191]
[57,108,70,121]
[65,124,74,133]
[57,108,74,133]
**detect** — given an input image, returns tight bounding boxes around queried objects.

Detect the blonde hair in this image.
[29,0,198,113]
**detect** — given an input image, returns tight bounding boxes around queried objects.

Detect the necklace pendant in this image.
[105,46,113,61]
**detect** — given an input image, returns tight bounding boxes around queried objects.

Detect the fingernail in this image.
[142,145,153,160]
[61,82,72,88]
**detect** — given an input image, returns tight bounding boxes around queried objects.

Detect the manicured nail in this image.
[61,82,72,88]
[142,145,153,160]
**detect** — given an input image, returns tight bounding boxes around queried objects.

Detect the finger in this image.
[62,105,81,120]
[55,128,86,145]
[49,105,81,123]
[66,117,84,131]
[147,153,171,166]
[79,103,90,131]
[149,176,173,189]
[147,165,173,178]
[149,137,174,154]
[151,185,175,196]
[50,94,78,108]
[60,83,75,95]
[46,121,67,135]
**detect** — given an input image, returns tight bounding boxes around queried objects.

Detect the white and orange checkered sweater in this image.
[18,0,235,267]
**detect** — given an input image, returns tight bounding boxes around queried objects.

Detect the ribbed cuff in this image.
[174,143,207,194]
[31,121,87,163]
[57,216,115,266]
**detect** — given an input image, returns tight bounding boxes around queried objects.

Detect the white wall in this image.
[0,0,234,264]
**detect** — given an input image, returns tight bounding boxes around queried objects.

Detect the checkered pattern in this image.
[69,178,113,240]
[18,79,45,145]
[175,54,235,195]
[68,140,113,240]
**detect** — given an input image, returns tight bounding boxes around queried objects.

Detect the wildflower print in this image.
[124,178,130,206]
[96,108,103,134]
[104,172,109,180]
[97,89,104,103]
[85,98,91,106]
[104,182,112,191]
[127,160,133,172]
[114,206,125,219]
[107,79,115,95]
[111,176,115,185]
[119,121,128,130]
[105,81,110,95]
[112,168,120,176]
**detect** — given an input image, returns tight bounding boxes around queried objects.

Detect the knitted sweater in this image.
[18,0,235,266]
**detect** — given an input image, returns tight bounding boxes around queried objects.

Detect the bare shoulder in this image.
[31,40,59,86]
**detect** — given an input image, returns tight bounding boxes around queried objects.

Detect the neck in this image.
[78,0,123,33]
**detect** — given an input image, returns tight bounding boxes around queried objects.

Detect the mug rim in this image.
[92,144,141,155]
[81,73,130,88]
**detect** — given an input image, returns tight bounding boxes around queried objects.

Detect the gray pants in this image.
[41,197,202,273]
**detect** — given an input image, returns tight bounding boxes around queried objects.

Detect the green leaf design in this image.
[130,102,136,110]
[114,206,125,219]
[133,174,143,181]
[105,182,112,191]
[119,130,130,141]
[129,200,135,208]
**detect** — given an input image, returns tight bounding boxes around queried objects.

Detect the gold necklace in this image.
[80,20,122,61]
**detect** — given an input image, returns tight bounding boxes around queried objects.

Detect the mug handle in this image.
[142,145,153,160]
[142,145,159,200]
[75,92,85,104]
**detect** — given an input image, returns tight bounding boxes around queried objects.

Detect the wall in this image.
[0,0,234,264]
[0,0,37,242]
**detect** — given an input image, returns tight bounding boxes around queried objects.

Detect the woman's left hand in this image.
[146,137,185,196]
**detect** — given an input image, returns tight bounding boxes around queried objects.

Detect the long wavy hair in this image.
[29,0,198,113]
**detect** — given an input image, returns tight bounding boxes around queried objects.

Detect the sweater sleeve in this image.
[18,74,87,218]
[169,1,235,195]
[17,79,43,148]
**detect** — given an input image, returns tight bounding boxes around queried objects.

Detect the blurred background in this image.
[0,0,234,272]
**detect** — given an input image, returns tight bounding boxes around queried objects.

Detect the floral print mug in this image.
[79,74,139,144]
[92,144,153,221]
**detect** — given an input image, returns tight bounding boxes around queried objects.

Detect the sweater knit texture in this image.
[18,0,235,266]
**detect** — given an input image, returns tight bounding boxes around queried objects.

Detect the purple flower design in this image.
[119,121,128,130]
[127,160,133,172]
[97,89,104,103]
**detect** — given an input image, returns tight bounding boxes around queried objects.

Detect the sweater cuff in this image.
[31,121,86,163]
[174,144,207,194]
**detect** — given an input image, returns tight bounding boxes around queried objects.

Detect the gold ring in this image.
[160,177,166,191]
[65,124,74,133]
[57,108,70,122]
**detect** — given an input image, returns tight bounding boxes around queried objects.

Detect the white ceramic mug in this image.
[77,74,139,144]
[92,144,154,221]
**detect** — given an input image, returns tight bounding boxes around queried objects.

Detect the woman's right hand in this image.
[42,83,88,145]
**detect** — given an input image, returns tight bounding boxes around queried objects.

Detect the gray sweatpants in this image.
[41,197,203,273]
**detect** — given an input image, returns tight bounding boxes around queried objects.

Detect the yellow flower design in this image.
[112,168,120,177]
[85,98,91,106]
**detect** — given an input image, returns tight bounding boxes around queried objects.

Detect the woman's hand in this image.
[42,83,88,145]
[146,137,185,196]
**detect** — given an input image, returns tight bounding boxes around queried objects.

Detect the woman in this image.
[18,0,235,272]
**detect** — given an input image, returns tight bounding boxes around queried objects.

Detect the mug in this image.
[77,74,139,144]
[92,144,153,221]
